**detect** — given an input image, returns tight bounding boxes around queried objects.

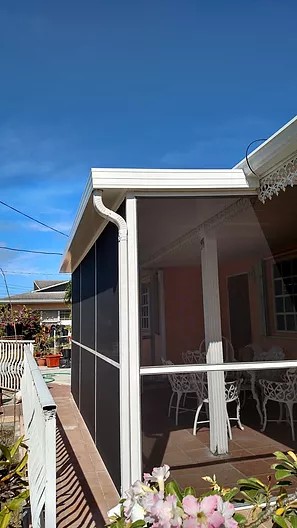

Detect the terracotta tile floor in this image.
[142,380,297,495]
[51,384,119,528]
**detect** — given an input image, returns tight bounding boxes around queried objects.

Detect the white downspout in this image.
[93,190,130,493]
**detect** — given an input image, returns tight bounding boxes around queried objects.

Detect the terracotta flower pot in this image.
[45,354,61,368]
[36,357,46,367]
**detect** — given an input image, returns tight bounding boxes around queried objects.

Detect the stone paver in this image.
[51,384,119,528]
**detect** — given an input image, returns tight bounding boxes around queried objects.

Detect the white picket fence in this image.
[0,339,34,391]
[21,346,57,528]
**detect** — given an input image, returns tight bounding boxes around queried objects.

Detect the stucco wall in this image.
[159,256,297,364]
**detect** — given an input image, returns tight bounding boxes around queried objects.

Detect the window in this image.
[273,258,297,331]
[140,284,150,333]
[60,309,71,321]
[41,310,59,321]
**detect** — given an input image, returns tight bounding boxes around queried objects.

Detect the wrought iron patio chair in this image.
[244,345,285,424]
[192,377,244,439]
[259,368,297,441]
[162,359,205,426]
[182,349,206,364]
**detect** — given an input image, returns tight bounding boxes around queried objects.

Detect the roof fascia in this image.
[234,115,297,177]
[36,281,68,292]
[0,299,66,304]
[91,168,251,190]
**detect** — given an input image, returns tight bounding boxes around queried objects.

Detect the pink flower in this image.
[182,495,224,528]
[216,497,237,528]
[143,465,170,493]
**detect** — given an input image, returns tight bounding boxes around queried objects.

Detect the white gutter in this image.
[93,190,131,493]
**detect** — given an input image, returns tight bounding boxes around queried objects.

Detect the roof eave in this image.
[234,115,297,178]
[60,168,255,273]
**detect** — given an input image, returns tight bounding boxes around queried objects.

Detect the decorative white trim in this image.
[71,339,120,369]
[258,155,297,203]
[141,197,251,267]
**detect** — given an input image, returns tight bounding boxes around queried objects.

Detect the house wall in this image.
[160,254,297,364]
[163,267,204,363]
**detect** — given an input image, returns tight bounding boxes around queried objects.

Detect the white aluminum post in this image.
[200,233,228,454]
[126,195,142,483]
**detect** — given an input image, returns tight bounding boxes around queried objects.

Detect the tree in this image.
[64,280,72,305]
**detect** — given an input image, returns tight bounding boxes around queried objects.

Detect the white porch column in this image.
[200,233,228,454]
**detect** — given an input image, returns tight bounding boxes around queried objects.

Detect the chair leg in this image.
[277,402,283,424]
[241,389,247,408]
[193,402,203,436]
[168,392,174,418]
[225,405,232,440]
[261,397,268,432]
[175,392,182,426]
[236,398,244,430]
[286,402,295,442]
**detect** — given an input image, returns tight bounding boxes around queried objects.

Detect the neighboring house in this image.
[0,280,71,327]
[61,116,297,493]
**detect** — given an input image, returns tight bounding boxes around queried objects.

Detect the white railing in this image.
[21,346,56,528]
[0,339,34,391]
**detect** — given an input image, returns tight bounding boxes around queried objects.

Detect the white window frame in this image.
[273,257,297,333]
[140,282,151,334]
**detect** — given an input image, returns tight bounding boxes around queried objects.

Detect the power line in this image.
[3,270,70,281]
[0,246,62,256]
[1,270,69,275]
[0,200,69,237]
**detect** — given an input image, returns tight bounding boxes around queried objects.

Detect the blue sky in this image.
[0,0,296,295]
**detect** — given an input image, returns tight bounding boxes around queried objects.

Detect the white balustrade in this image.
[21,346,56,528]
[0,339,34,391]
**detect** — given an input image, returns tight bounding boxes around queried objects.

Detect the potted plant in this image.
[35,351,46,367]
[45,350,62,368]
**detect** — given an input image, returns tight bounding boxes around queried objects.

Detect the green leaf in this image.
[239,490,259,504]
[237,477,266,490]
[183,487,196,497]
[5,490,29,511]
[10,436,25,459]
[165,480,182,502]
[130,521,145,528]
[0,445,12,464]
[0,508,11,528]
[233,512,247,526]
[224,487,239,501]
[15,452,28,475]
[288,514,297,528]
[274,451,292,461]
[275,469,293,480]
[272,514,288,528]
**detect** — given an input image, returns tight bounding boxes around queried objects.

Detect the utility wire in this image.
[0,200,69,237]
[1,270,69,275]
[245,138,267,177]
[0,246,62,256]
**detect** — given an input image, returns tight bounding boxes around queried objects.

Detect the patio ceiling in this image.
[138,186,297,268]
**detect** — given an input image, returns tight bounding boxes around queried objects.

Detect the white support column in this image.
[126,195,142,484]
[200,233,228,454]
